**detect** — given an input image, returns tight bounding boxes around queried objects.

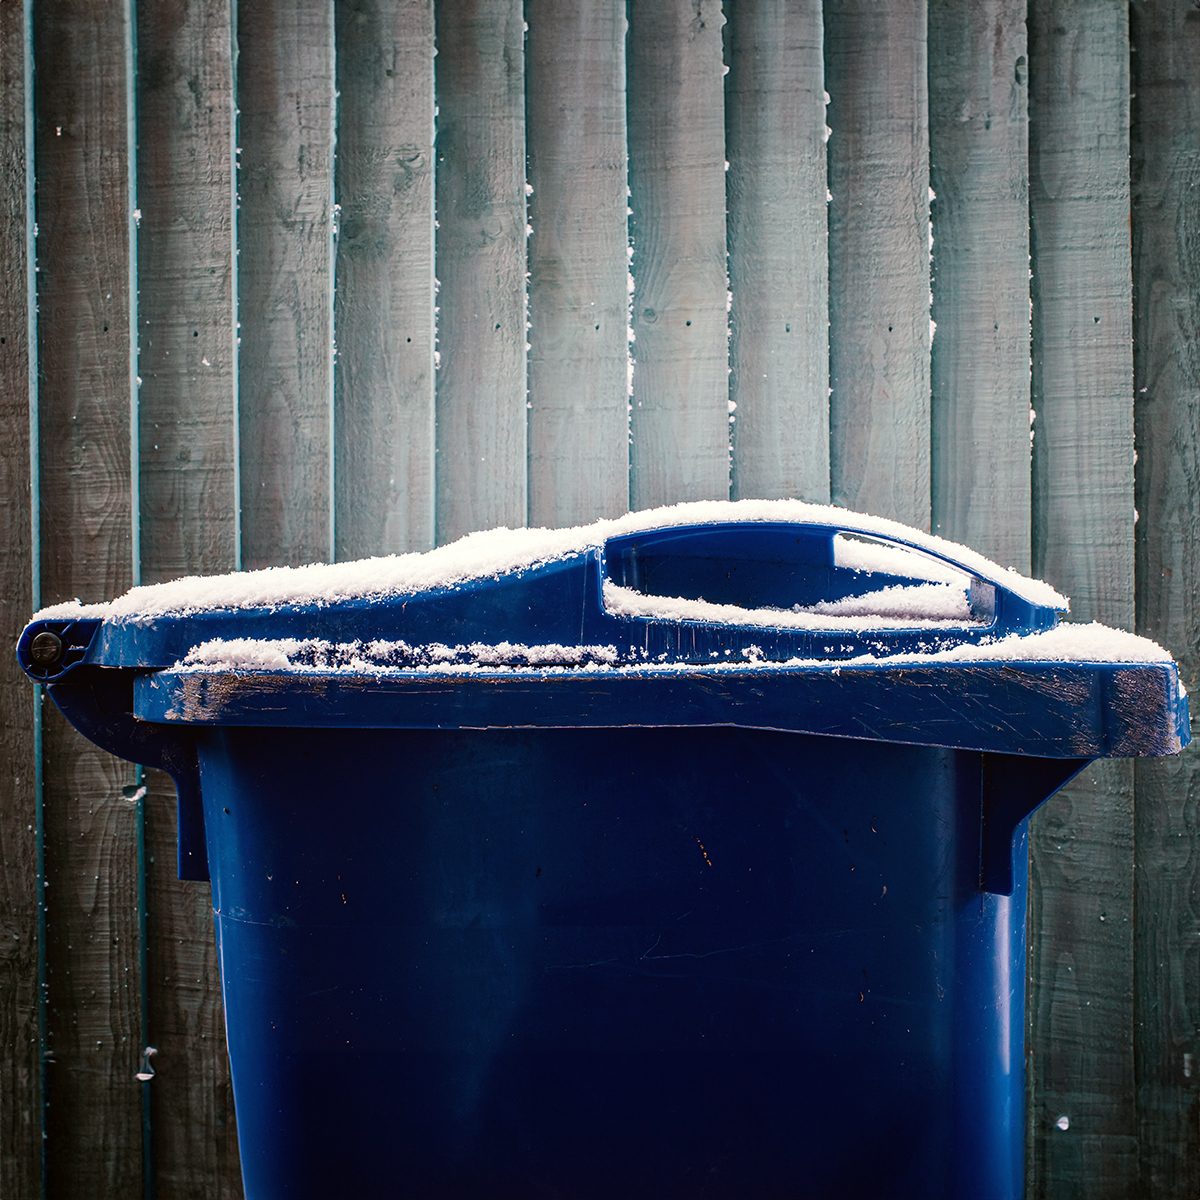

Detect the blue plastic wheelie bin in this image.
[17,510,1190,1199]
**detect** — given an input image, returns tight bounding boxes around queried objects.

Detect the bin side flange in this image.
[44,666,209,881]
[979,753,1091,894]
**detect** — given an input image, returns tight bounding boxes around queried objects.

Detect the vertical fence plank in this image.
[0,0,39,1193]
[335,0,436,558]
[34,1,144,1193]
[1131,1,1200,1194]
[237,0,335,568]
[627,0,729,510]
[825,0,930,528]
[1027,3,1137,1195]
[137,0,242,1193]
[525,0,629,526]
[725,0,829,504]
[434,0,527,541]
[928,0,1031,571]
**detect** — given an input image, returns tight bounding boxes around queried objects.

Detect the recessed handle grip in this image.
[587,519,1061,661]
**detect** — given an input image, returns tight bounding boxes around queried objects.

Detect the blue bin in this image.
[18,510,1189,1199]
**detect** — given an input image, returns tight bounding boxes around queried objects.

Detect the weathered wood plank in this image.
[928,0,1031,572]
[334,0,436,558]
[525,0,629,526]
[237,0,335,568]
[725,0,829,504]
[1131,1,1200,1193]
[433,0,527,541]
[1026,4,1137,1195]
[824,0,930,528]
[0,0,40,1193]
[136,0,242,1192]
[34,1,144,1193]
[626,0,729,510]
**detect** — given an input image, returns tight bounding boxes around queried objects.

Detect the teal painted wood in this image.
[627,0,729,510]
[334,0,436,558]
[1131,1,1200,1193]
[236,0,335,568]
[928,0,1031,572]
[525,0,630,526]
[33,2,145,1194]
[725,0,829,504]
[0,1,40,1193]
[433,0,527,542]
[825,0,931,529]
[1027,4,1137,1195]
[136,0,242,1193]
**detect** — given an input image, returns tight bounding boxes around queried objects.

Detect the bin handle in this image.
[596,519,1063,641]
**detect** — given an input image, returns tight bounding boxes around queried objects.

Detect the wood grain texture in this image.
[137,0,242,1192]
[928,0,1031,572]
[0,1,39,1194]
[1026,4,1136,1195]
[34,1,144,1193]
[237,0,334,568]
[433,0,527,541]
[334,0,436,558]
[725,0,829,504]
[1131,1,1200,1193]
[525,0,629,526]
[626,0,729,510]
[825,0,930,529]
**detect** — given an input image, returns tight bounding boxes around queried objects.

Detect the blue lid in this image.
[15,514,1190,760]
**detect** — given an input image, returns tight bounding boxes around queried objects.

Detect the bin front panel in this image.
[200,724,1023,1200]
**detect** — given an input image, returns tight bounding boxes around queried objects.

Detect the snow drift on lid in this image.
[33,498,1070,620]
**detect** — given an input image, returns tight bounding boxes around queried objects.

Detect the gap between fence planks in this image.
[335,0,436,559]
[627,0,729,510]
[825,0,931,530]
[928,0,1031,573]
[1027,3,1138,1196]
[0,0,39,1194]
[34,2,144,1194]
[1131,0,1200,1193]
[525,0,630,527]
[434,0,527,543]
[136,0,243,1193]
[237,0,335,569]
[725,0,830,505]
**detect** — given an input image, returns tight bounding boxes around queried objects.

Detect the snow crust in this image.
[34,499,1069,619]
[172,622,1172,677]
[179,638,620,673]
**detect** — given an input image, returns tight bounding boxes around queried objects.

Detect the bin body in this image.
[203,724,1024,1199]
[17,506,1189,1199]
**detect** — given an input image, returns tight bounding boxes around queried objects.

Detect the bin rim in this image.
[131,654,1190,761]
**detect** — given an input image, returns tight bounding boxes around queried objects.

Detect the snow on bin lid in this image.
[15,501,1188,764]
[34,498,1069,619]
[170,621,1175,676]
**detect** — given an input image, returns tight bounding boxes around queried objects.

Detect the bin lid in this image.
[16,501,1191,759]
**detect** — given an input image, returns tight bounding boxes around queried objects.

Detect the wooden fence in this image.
[0,0,1196,1196]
